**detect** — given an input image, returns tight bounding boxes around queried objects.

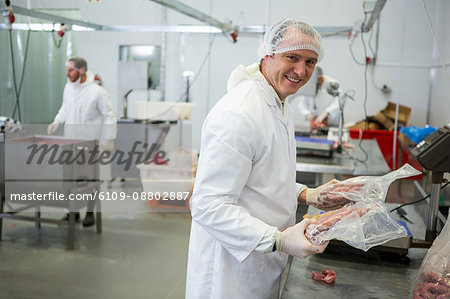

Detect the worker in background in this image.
[297,66,340,128]
[186,19,344,299]
[47,56,117,227]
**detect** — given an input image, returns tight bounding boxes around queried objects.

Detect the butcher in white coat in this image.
[186,19,342,299]
[47,56,117,227]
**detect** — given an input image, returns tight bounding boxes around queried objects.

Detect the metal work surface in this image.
[296,139,390,176]
[1,135,102,249]
[282,247,426,299]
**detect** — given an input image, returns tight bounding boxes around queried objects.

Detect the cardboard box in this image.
[382,102,411,125]
[348,117,382,131]
[375,111,395,131]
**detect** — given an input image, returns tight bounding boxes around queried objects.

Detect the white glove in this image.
[306,179,340,210]
[103,139,114,152]
[306,113,314,121]
[276,218,329,259]
[47,122,59,135]
[315,110,329,124]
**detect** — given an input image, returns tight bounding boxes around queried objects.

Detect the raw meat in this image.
[421,271,450,286]
[305,205,369,245]
[413,271,450,299]
[312,269,336,284]
[315,182,365,209]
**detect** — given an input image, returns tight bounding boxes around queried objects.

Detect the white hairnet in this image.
[257,19,324,61]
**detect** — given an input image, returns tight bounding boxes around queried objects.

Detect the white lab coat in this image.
[297,76,340,126]
[186,63,306,299]
[53,71,117,143]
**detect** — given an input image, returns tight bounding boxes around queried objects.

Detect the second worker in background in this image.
[48,56,117,227]
[297,66,341,128]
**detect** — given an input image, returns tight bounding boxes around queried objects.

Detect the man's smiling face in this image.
[263,49,318,101]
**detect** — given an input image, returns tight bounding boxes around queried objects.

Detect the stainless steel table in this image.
[296,139,390,176]
[282,247,427,298]
[0,135,102,250]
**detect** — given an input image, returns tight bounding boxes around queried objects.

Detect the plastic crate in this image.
[349,129,419,172]
[137,163,195,211]
[138,164,195,180]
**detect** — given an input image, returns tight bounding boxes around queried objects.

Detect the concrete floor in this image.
[0,176,420,299]
[0,180,192,299]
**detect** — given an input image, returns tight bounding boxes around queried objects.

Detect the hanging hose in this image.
[8,29,21,122]
[8,29,31,122]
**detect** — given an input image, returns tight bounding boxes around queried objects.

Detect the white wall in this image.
[428,0,450,128]
[17,0,450,150]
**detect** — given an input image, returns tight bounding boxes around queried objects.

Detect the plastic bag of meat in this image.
[316,164,421,207]
[304,201,408,251]
[413,213,450,299]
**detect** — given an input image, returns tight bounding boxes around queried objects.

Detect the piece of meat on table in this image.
[312,271,324,281]
[312,269,336,284]
[305,205,369,245]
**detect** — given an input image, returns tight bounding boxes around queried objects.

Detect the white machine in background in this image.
[118,45,162,119]
[118,61,149,119]
[327,127,349,144]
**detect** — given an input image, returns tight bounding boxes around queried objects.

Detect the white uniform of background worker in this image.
[48,56,116,147]
[47,56,117,226]
[297,67,340,127]
[186,19,343,299]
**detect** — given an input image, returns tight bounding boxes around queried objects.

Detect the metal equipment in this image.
[411,127,450,241]
[4,4,352,35]
[0,116,24,140]
[324,80,344,152]
[295,136,334,158]
[0,135,102,249]
[111,119,175,180]
[324,81,355,153]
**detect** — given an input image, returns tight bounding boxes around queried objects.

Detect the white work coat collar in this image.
[227,63,288,124]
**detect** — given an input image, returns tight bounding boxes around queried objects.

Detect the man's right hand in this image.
[275,218,329,259]
[315,110,329,124]
[47,122,59,135]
